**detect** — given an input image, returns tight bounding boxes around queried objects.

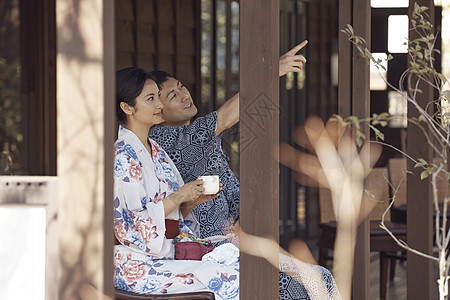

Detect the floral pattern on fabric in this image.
[207,273,239,299]
[113,127,240,299]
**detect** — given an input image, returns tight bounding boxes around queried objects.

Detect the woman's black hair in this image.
[116,67,160,124]
[149,70,174,85]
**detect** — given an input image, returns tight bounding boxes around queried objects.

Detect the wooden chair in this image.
[388,156,450,277]
[389,157,450,224]
[388,158,407,224]
[317,168,407,300]
[115,288,215,300]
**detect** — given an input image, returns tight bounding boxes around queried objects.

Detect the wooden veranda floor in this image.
[368,252,440,300]
[369,252,406,300]
[308,243,440,299]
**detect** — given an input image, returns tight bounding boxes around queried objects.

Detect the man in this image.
[149,41,308,241]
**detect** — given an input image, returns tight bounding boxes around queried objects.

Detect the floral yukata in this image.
[113,126,239,299]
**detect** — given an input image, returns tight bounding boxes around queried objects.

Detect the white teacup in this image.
[200,175,220,194]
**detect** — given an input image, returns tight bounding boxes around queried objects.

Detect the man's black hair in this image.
[149,70,174,85]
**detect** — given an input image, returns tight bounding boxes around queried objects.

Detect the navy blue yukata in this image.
[149,111,239,240]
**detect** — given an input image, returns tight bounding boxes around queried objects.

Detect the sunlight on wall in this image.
[0,206,45,300]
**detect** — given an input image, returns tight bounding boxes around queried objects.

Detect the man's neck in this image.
[162,120,191,127]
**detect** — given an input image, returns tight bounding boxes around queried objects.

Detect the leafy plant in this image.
[340,3,450,299]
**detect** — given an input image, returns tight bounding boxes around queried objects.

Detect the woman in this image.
[113,67,239,298]
[113,67,341,300]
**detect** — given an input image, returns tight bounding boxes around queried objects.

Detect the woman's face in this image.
[129,79,164,127]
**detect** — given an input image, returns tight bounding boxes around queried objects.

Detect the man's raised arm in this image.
[215,40,308,136]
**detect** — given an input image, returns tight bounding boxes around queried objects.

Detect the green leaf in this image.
[347,116,361,130]
[414,158,428,168]
[378,112,390,119]
[369,124,385,141]
[356,130,366,147]
[446,172,450,181]
[418,115,426,123]
[421,170,430,180]
[333,114,343,122]
[347,24,354,35]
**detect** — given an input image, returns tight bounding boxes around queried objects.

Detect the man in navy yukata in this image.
[147,42,340,299]
[148,41,308,241]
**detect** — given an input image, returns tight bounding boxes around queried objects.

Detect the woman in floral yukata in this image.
[113,67,239,298]
[113,67,341,300]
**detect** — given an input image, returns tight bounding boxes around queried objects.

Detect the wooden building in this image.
[0,0,439,299]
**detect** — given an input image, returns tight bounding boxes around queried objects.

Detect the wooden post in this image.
[240,0,279,298]
[103,0,115,297]
[56,0,114,297]
[351,0,371,298]
[406,1,434,299]
[352,0,371,299]
[338,0,352,117]
[338,0,371,298]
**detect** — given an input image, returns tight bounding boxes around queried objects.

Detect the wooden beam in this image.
[406,1,434,299]
[194,0,202,107]
[338,0,352,117]
[339,0,371,297]
[103,0,115,297]
[240,0,279,298]
[351,0,371,298]
[56,0,114,297]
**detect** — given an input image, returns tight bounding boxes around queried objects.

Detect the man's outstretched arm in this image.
[216,40,308,136]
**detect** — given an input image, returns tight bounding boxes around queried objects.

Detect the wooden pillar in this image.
[56,0,114,298]
[338,0,371,298]
[351,0,371,299]
[406,1,434,299]
[338,0,351,117]
[240,0,279,298]
[103,0,116,297]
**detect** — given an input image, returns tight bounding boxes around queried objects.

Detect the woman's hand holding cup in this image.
[180,177,222,215]
[176,178,205,204]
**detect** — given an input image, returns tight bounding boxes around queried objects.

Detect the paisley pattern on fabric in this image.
[149,112,239,241]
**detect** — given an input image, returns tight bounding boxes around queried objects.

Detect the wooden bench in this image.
[115,288,215,300]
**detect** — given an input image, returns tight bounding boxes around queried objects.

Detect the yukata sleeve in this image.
[113,150,168,257]
[159,146,201,237]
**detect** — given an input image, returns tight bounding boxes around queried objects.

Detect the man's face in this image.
[159,77,198,126]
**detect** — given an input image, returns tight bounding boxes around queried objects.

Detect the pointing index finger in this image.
[287,40,308,55]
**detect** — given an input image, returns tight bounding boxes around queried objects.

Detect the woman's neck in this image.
[124,122,151,148]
